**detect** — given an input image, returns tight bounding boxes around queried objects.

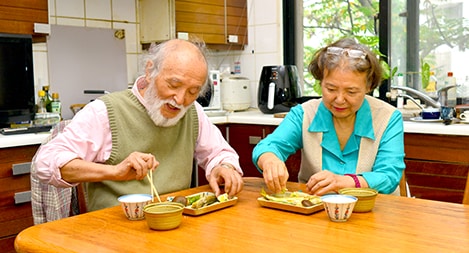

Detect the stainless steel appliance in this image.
[258,65,302,114]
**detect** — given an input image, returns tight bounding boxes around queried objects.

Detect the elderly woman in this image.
[252,38,405,196]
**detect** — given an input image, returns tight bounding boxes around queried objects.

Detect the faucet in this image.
[389,85,458,108]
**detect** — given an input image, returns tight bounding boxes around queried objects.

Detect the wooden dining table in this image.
[15,177,469,253]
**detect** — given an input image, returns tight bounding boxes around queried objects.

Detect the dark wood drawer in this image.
[0,145,37,178]
[0,144,38,251]
[405,159,468,203]
[0,204,34,238]
[0,235,17,253]
[404,133,469,163]
[0,174,31,206]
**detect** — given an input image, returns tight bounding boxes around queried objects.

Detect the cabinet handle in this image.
[14,191,31,204]
[249,136,262,145]
[12,162,31,175]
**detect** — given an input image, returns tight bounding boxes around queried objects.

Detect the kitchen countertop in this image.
[2,108,469,149]
[223,108,469,136]
[0,131,49,149]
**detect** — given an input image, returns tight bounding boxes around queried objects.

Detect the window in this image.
[390,0,469,104]
[290,0,381,97]
[288,0,469,104]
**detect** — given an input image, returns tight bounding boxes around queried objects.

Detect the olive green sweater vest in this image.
[85,90,198,211]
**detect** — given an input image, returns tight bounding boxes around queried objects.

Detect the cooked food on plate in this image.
[169,192,230,209]
[260,188,322,207]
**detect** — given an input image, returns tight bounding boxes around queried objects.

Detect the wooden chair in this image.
[463,172,469,205]
[399,172,411,197]
[70,103,87,115]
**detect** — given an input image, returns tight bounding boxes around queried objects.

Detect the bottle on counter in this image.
[426,71,438,97]
[42,85,53,112]
[444,72,457,106]
[51,92,62,117]
[37,90,47,113]
[460,76,469,105]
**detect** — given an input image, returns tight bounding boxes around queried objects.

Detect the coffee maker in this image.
[258,65,302,114]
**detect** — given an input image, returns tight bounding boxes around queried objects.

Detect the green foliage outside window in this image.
[303,0,469,96]
[303,0,388,96]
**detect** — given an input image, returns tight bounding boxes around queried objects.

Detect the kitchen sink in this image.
[398,108,421,121]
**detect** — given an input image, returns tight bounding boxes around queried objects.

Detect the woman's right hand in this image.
[257,152,289,193]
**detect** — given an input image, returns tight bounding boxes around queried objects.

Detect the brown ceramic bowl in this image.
[338,188,378,213]
[143,202,184,230]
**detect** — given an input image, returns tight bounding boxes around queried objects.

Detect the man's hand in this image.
[207,163,243,197]
[115,152,159,181]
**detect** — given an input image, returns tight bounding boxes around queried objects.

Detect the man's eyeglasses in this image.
[326,47,367,59]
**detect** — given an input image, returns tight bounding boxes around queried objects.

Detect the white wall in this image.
[33,0,283,109]
[211,0,284,107]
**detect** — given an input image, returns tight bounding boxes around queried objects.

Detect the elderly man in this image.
[34,39,244,211]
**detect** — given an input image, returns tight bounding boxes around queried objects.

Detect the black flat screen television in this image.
[0,33,35,128]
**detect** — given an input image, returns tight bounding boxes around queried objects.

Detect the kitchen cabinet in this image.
[139,0,175,43]
[197,123,228,186]
[139,0,248,50]
[224,124,301,181]
[0,144,38,253]
[197,123,301,186]
[404,133,469,203]
[0,0,49,42]
[227,124,276,178]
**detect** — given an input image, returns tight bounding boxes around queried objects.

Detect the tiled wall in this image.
[33,0,283,108]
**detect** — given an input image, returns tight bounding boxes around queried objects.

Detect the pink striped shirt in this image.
[35,76,241,187]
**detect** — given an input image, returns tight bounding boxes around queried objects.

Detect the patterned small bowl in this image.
[321,194,358,222]
[117,194,153,220]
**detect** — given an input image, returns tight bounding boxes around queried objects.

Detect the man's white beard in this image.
[143,84,190,127]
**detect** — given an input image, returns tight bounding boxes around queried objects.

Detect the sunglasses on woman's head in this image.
[326,46,367,59]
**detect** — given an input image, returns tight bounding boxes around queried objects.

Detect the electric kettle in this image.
[258,65,302,114]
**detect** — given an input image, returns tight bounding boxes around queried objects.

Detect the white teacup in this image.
[460,111,469,122]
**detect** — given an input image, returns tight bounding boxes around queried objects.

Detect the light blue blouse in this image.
[252,99,405,194]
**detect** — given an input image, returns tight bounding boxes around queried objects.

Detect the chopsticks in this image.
[146,170,161,203]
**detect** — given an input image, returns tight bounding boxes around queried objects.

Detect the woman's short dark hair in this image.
[308,38,383,91]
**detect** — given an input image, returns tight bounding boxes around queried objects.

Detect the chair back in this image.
[30,120,87,224]
[463,172,469,205]
[399,172,411,197]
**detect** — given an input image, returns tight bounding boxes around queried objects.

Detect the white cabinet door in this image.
[47,25,128,120]
[139,0,175,43]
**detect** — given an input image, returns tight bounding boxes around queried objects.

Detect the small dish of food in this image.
[257,189,323,215]
[167,192,237,216]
